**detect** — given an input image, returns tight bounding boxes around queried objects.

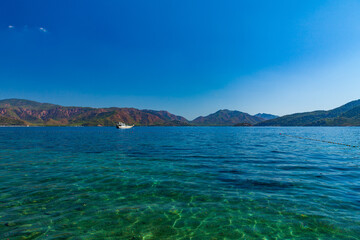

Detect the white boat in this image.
[116,122,134,129]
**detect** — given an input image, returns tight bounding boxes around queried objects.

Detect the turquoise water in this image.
[1,127,360,239]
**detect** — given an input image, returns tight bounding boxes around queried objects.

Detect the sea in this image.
[1,126,360,239]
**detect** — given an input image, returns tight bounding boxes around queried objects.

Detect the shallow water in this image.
[1,126,360,239]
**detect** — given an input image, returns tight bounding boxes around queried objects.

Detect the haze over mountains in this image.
[254,113,279,120]
[0,99,272,126]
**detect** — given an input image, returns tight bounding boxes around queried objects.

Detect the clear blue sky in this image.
[1,0,360,119]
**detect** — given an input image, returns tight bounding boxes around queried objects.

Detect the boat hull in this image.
[116,125,134,129]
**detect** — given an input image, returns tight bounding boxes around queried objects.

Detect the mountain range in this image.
[0,99,189,126]
[4,98,360,126]
[192,109,266,126]
[0,99,274,126]
[257,99,360,126]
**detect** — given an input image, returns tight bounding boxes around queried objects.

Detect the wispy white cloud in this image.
[7,25,49,33]
[39,27,47,33]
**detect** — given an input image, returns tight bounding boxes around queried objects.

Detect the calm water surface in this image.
[1,127,360,239]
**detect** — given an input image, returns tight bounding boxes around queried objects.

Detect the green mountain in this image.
[191,109,265,126]
[0,116,26,125]
[257,99,360,126]
[0,99,190,126]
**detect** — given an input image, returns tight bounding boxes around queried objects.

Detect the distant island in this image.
[2,98,360,126]
[0,99,277,126]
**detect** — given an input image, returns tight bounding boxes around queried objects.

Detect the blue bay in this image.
[1,127,360,239]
